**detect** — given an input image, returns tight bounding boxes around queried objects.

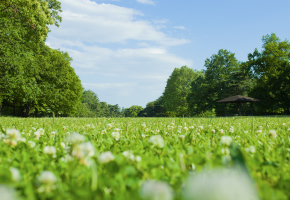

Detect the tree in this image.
[82,90,100,113]
[245,33,290,114]
[187,49,249,116]
[0,0,62,116]
[124,105,143,117]
[163,66,202,117]
[139,95,166,117]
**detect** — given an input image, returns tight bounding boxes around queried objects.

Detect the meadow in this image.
[0,116,289,200]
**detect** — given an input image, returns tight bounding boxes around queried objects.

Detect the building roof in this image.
[217,95,260,103]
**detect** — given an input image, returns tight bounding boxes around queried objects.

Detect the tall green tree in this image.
[163,66,202,117]
[187,49,249,116]
[0,0,62,116]
[245,33,290,114]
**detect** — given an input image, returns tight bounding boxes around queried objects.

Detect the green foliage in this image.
[187,49,253,116]
[0,0,83,117]
[245,33,290,115]
[163,66,202,117]
[139,95,166,117]
[124,105,143,117]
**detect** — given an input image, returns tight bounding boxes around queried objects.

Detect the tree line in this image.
[133,33,290,117]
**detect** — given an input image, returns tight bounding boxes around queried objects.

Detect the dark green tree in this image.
[187,49,249,116]
[245,33,290,114]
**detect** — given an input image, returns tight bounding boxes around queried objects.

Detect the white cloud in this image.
[174,26,186,30]
[46,0,193,107]
[136,0,155,5]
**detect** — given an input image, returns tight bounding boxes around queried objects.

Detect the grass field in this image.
[0,116,289,200]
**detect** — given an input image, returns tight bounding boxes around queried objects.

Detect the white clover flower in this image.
[37,171,57,193]
[178,126,182,129]
[10,167,21,182]
[141,123,146,128]
[27,141,36,148]
[198,125,203,130]
[170,122,175,126]
[140,180,173,200]
[142,134,146,138]
[122,151,135,161]
[189,126,195,129]
[43,146,56,155]
[98,151,115,164]
[0,185,18,200]
[219,129,224,134]
[135,156,142,162]
[244,130,248,134]
[38,128,45,135]
[258,126,263,130]
[101,130,106,134]
[179,135,185,140]
[71,142,94,159]
[221,148,230,155]
[246,146,256,154]
[256,129,262,134]
[107,123,113,129]
[32,127,36,131]
[111,132,120,141]
[38,171,57,185]
[183,169,259,200]
[220,136,232,146]
[60,142,65,148]
[66,133,85,145]
[229,126,234,133]
[183,127,188,132]
[212,129,216,133]
[79,142,95,157]
[60,154,74,162]
[50,131,56,137]
[177,130,182,134]
[34,131,41,140]
[114,128,122,132]
[268,130,277,138]
[6,129,21,141]
[149,135,165,148]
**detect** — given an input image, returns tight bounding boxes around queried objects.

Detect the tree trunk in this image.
[0,103,2,117]
[13,104,16,117]
[25,104,30,117]
[35,107,38,117]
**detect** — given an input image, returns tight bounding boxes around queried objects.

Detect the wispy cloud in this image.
[136,0,155,5]
[174,26,186,30]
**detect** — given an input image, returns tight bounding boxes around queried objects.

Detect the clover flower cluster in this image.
[140,180,173,200]
[122,150,141,162]
[66,133,95,165]
[37,171,57,193]
[149,135,165,148]
[98,151,115,164]
[183,169,259,200]
[3,129,26,146]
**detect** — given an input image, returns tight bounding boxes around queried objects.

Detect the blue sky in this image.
[46,0,290,108]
